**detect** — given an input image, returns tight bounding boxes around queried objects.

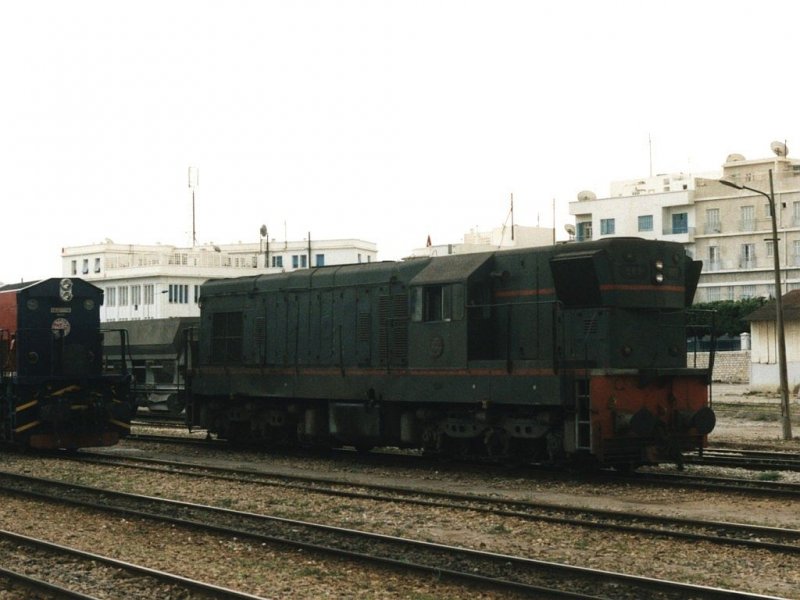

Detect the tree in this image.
[691,298,767,337]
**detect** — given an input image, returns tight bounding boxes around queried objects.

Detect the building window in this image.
[143,284,154,305]
[107,287,116,307]
[94,258,101,273]
[131,285,141,307]
[577,222,592,242]
[600,218,615,236]
[301,255,307,268]
[708,246,720,271]
[119,286,129,306]
[358,253,362,263]
[169,284,189,304]
[740,285,756,299]
[671,212,688,234]
[705,208,721,233]
[740,205,755,231]
[793,201,800,226]
[71,260,77,275]
[272,255,283,268]
[707,287,721,302]
[82,259,89,275]
[766,240,774,257]
[740,244,756,269]
[292,255,299,269]
[637,215,653,232]
[194,285,200,303]
[315,254,325,267]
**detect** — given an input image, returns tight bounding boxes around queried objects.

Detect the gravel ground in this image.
[1,385,798,599]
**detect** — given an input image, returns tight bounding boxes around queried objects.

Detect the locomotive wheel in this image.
[483,427,510,459]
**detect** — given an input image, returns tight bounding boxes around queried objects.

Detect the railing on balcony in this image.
[738,258,758,269]
[704,223,722,234]
[739,219,756,232]
[661,226,695,237]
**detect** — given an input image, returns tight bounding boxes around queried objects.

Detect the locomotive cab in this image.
[549,239,713,466]
[0,278,134,449]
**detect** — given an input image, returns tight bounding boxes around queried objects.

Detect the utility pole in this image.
[720,169,792,439]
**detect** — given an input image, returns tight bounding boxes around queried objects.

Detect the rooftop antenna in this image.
[188,166,199,247]
[648,133,653,177]
[510,193,515,241]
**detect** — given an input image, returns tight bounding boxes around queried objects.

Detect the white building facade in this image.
[409,224,555,258]
[567,143,800,303]
[570,173,700,249]
[63,238,378,322]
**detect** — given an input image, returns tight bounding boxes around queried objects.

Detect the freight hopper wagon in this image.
[0,278,134,449]
[104,317,198,416]
[187,238,715,468]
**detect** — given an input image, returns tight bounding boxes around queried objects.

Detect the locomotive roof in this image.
[201,259,431,294]
[0,280,39,292]
[0,277,102,296]
[409,251,493,285]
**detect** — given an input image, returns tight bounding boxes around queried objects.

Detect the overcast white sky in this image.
[2,1,799,283]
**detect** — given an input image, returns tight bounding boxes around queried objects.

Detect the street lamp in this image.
[260,224,269,268]
[719,169,792,440]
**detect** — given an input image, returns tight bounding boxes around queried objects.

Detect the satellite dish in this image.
[771,141,788,157]
[564,224,576,236]
[577,190,596,201]
[726,153,745,162]
[260,224,267,237]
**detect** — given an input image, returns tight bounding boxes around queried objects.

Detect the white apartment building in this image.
[62,238,378,321]
[568,143,800,303]
[570,173,699,248]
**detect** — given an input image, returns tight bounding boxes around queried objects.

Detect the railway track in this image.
[684,447,800,471]
[121,431,800,498]
[627,469,800,497]
[0,528,266,599]
[70,451,800,554]
[0,468,782,600]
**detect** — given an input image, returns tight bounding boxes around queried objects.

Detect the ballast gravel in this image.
[0,392,798,599]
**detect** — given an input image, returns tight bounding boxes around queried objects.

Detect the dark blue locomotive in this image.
[0,278,134,449]
[186,238,715,467]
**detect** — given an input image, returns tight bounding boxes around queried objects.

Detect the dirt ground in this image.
[709,383,800,448]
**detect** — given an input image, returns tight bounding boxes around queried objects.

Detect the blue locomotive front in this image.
[0,278,133,449]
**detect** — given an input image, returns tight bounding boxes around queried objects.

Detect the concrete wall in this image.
[687,350,750,384]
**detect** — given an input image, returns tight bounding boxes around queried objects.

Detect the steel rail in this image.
[70,451,800,554]
[0,469,785,600]
[0,528,267,600]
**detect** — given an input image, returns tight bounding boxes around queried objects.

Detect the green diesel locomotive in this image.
[186,238,714,468]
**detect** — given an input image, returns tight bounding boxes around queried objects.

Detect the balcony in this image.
[704,223,722,234]
[738,258,758,269]
[661,225,695,241]
[739,220,756,232]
